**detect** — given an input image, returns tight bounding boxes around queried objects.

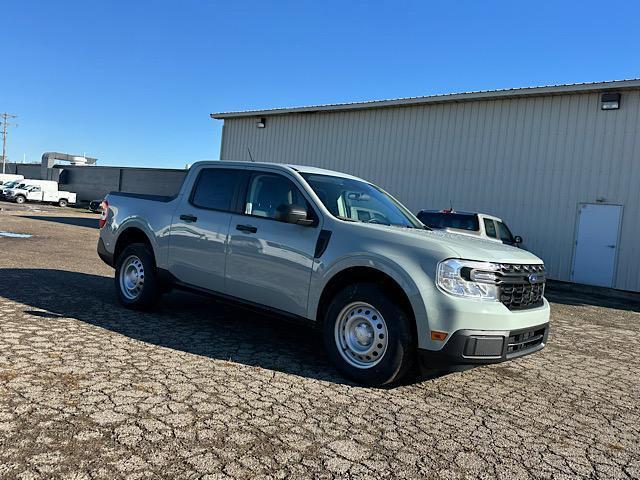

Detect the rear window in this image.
[417,212,479,231]
[190,168,243,211]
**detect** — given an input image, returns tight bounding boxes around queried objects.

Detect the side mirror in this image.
[514,235,523,244]
[276,204,314,226]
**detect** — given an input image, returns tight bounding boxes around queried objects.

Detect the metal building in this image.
[211,79,640,292]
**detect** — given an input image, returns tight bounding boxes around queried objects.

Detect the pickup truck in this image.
[97,161,549,386]
[417,210,523,247]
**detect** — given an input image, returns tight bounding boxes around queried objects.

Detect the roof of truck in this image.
[191,160,364,181]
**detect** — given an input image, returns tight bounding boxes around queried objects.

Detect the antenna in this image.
[449,199,454,212]
[247,146,255,162]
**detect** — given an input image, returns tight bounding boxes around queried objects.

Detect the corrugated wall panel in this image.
[219,90,640,291]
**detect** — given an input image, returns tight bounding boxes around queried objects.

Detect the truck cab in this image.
[417,210,523,247]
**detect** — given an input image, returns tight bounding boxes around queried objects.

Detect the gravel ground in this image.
[0,201,639,479]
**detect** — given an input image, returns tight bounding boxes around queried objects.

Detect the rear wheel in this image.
[114,243,161,310]
[15,195,25,204]
[323,283,414,386]
[58,198,68,207]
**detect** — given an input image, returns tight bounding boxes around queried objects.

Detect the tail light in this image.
[98,200,108,228]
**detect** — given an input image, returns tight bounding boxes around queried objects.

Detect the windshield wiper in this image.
[335,215,358,222]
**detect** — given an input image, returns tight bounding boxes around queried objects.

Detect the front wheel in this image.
[114,243,161,310]
[15,195,25,204]
[323,283,414,386]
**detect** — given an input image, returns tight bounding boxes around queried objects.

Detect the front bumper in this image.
[418,322,549,367]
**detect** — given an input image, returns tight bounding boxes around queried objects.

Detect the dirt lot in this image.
[0,201,639,479]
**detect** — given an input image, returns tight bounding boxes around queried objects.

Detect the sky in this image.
[2,0,639,169]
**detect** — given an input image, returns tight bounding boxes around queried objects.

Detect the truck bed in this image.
[108,191,177,203]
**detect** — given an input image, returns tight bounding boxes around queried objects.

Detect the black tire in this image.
[58,199,68,207]
[114,243,161,310]
[15,195,25,204]
[323,283,414,387]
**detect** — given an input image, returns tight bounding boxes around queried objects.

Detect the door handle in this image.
[607,245,616,249]
[236,224,257,233]
[180,214,198,223]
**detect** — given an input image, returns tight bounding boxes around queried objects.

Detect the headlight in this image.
[437,259,500,301]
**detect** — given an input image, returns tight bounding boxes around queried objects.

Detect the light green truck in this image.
[97,161,550,386]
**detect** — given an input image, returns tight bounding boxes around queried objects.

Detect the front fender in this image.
[307,253,429,342]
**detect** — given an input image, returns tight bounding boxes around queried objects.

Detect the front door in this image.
[225,172,319,317]
[572,203,623,287]
[167,167,244,292]
[26,187,44,201]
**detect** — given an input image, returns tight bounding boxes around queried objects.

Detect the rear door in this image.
[225,171,320,317]
[167,166,246,293]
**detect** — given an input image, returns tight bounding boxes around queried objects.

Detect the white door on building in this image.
[572,204,623,288]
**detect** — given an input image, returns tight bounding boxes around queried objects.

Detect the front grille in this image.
[497,263,545,310]
[507,326,546,355]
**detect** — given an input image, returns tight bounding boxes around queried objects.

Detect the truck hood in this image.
[368,224,544,264]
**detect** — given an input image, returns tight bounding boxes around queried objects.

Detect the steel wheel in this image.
[119,255,145,300]
[334,302,389,369]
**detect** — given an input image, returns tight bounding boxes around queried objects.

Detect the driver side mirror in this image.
[276,204,314,226]
[514,235,523,244]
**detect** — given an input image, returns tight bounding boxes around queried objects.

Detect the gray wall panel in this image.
[220,90,640,291]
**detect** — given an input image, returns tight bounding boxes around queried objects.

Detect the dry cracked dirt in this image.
[0,202,639,479]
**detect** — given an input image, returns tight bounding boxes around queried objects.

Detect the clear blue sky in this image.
[2,0,639,169]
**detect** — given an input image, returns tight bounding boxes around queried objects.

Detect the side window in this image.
[245,173,309,221]
[483,218,497,238]
[496,221,514,243]
[191,168,242,211]
[30,186,41,193]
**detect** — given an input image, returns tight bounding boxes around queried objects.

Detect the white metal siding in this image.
[220,91,640,292]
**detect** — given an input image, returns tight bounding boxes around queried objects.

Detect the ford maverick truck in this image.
[97,161,550,386]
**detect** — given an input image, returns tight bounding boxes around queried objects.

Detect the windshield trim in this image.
[300,173,424,229]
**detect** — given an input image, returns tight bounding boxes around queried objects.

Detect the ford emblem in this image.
[528,273,538,284]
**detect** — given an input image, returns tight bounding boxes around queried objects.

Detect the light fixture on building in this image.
[256,117,266,128]
[601,93,620,110]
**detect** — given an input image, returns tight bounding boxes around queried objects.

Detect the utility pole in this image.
[1,113,18,174]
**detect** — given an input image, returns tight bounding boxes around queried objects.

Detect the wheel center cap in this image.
[355,322,373,346]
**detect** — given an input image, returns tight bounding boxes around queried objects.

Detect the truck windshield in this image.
[301,173,423,228]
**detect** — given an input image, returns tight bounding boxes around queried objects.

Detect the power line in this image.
[1,113,18,175]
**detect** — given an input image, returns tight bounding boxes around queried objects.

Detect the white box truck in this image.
[0,174,24,185]
[5,180,77,207]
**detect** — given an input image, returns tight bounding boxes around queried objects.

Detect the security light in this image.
[256,118,266,128]
[601,93,620,110]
